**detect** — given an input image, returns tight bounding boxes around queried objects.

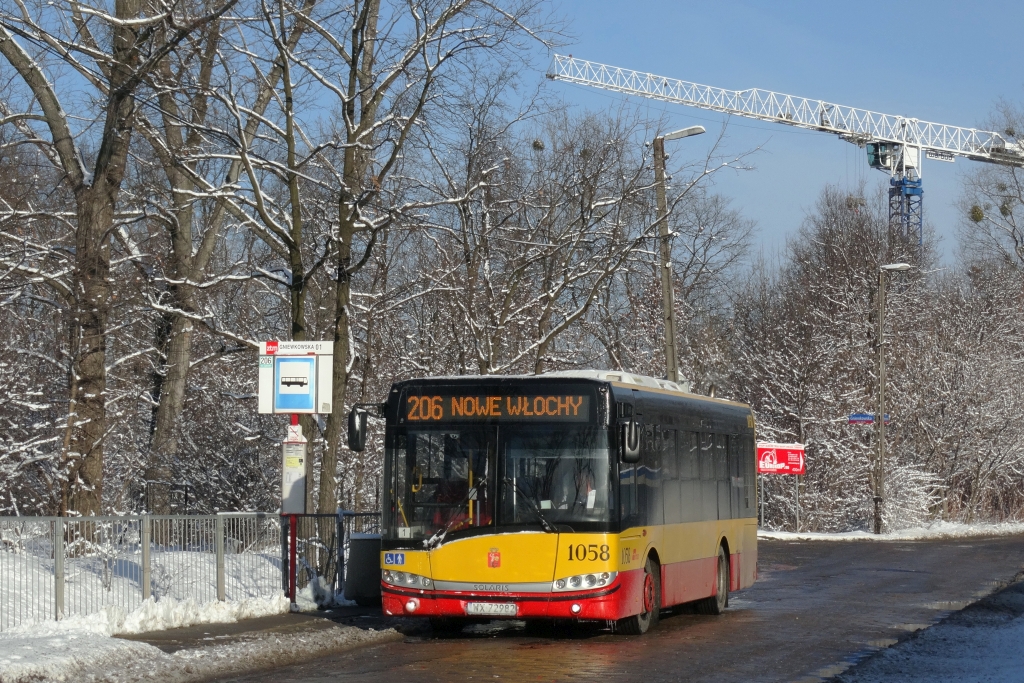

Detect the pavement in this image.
[114,535,1024,683]
[117,604,418,654]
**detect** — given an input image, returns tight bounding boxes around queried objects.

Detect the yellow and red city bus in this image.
[352,370,758,635]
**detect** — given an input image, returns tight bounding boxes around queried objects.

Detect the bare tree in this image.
[270,0,561,515]
[960,100,1024,270]
[0,0,236,514]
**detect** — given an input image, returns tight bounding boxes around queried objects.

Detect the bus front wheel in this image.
[696,545,729,615]
[617,556,660,635]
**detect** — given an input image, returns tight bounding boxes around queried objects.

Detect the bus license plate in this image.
[465,602,517,616]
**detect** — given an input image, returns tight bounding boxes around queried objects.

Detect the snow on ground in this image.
[120,594,293,634]
[833,580,1024,683]
[759,520,1024,542]
[836,616,1024,682]
[0,624,158,683]
[1,546,282,631]
[0,594,396,683]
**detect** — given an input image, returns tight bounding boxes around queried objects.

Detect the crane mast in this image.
[547,54,1024,247]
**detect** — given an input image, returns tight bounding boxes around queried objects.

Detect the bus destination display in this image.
[405,394,590,422]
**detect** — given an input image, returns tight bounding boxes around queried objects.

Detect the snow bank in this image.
[292,574,358,611]
[0,628,159,683]
[758,520,1024,542]
[3,595,289,639]
[835,581,1024,682]
[836,615,1024,682]
[1,546,281,631]
[120,594,291,634]
[0,596,395,683]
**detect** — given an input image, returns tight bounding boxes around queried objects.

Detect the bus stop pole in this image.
[795,475,800,532]
[289,513,298,610]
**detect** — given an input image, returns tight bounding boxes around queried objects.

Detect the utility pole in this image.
[874,268,885,535]
[875,263,912,534]
[652,126,705,384]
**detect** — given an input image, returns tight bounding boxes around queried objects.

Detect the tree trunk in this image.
[147,312,193,510]
[320,0,380,517]
[323,214,355,516]
[66,190,114,516]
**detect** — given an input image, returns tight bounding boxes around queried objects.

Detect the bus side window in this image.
[661,430,679,525]
[729,434,743,519]
[700,433,717,521]
[619,462,637,523]
[661,430,677,479]
[680,431,701,523]
[716,434,730,521]
[643,426,663,526]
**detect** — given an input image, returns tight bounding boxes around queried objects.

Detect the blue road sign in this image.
[274,357,316,412]
[848,413,891,425]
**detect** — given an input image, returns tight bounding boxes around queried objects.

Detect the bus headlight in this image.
[552,572,617,592]
[382,569,434,590]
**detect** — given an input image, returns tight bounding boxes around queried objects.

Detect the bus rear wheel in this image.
[617,556,660,635]
[696,545,729,615]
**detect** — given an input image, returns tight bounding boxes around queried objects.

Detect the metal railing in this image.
[0,513,282,631]
[282,512,381,605]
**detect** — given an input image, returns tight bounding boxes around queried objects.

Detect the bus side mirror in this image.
[348,408,367,452]
[620,419,641,464]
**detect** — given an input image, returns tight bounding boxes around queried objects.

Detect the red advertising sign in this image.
[757,442,806,475]
[265,340,279,355]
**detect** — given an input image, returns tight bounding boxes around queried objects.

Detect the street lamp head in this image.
[880,262,912,272]
[663,125,706,141]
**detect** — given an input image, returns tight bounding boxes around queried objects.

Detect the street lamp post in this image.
[874,262,912,534]
[653,125,705,383]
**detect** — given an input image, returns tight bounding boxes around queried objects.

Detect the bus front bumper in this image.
[381,571,641,621]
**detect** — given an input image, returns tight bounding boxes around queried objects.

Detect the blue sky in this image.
[546,0,1024,264]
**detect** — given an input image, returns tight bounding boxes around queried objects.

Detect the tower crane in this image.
[547,55,1024,247]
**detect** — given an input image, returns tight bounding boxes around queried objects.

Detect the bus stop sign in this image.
[757,442,806,475]
[257,341,333,414]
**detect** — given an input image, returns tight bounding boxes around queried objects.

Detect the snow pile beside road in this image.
[105,624,398,683]
[3,594,290,639]
[119,594,291,634]
[0,595,306,682]
[834,579,1024,683]
[0,623,159,683]
[0,601,396,683]
[838,616,1024,682]
[759,520,1024,542]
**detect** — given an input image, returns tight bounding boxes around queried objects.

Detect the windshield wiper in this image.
[503,477,557,533]
[424,479,485,550]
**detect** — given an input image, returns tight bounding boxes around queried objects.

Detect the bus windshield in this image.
[502,427,612,528]
[390,428,496,543]
[385,424,613,541]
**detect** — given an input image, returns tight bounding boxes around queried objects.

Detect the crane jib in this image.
[547,54,1024,165]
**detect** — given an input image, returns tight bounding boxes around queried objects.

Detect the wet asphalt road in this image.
[217,535,1024,683]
